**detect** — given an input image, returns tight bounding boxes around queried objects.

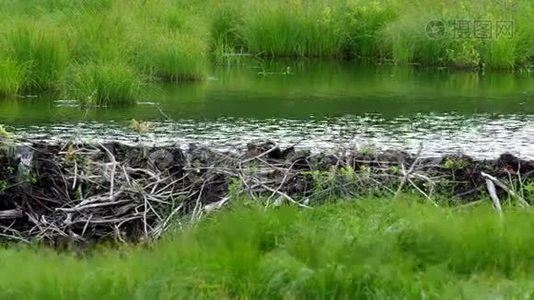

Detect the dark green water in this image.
[2,61,534,157]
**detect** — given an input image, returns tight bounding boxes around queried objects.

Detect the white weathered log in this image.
[481,171,529,207]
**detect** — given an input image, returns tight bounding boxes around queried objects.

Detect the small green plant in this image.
[25,172,37,185]
[359,164,372,176]
[64,144,78,163]
[228,178,246,203]
[359,144,376,156]
[339,166,356,181]
[443,157,469,170]
[523,180,534,203]
[302,168,338,200]
[389,165,401,175]
[0,180,7,192]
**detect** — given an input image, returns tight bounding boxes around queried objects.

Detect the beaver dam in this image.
[0,138,531,245]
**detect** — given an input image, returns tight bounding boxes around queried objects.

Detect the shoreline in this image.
[0,0,533,103]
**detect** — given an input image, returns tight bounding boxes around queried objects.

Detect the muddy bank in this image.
[0,138,532,245]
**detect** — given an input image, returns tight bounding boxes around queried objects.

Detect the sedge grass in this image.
[0,59,24,97]
[341,1,397,59]
[0,0,532,103]
[134,34,208,82]
[242,1,345,58]
[67,8,136,63]
[5,22,69,92]
[69,61,141,106]
[2,197,534,298]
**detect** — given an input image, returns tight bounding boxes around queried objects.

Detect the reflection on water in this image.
[12,113,534,159]
[1,60,534,158]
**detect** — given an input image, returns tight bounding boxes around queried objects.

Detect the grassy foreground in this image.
[2,197,534,299]
[0,0,532,103]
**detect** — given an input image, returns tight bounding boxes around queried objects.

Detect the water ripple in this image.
[10,113,534,159]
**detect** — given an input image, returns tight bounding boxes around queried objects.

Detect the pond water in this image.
[1,60,534,158]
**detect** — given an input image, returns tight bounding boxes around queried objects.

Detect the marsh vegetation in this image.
[0,1,533,297]
[4,199,534,298]
[0,0,532,104]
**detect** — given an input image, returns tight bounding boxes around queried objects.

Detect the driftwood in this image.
[481,171,529,207]
[482,175,503,215]
[0,137,532,245]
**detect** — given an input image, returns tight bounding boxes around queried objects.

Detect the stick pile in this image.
[0,139,532,245]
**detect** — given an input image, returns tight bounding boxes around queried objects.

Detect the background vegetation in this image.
[0,0,532,103]
[2,197,534,298]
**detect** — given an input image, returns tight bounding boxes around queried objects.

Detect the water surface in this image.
[2,60,534,158]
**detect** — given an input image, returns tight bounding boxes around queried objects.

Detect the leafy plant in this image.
[443,157,469,170]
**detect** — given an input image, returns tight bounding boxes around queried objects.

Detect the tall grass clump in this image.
[209,2,247,64]
[382,0,534,69]
[210,3,245,50]
[135,34,208,82]
[242,1,345,57]
[481,38,516,70]
[131,1,209,81]
[6,22,69,92]
[383,9,472,67]
[70,61,141,106]
[0,59,24,97]
[497,2,534,68]
[68,11,136,63]
[342,2,397,59]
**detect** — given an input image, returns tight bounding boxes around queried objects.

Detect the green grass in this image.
[135,34,208,82]
[70,61,141,106]
[3,197,534,298]
[343,2,397,59]
[5,22,69,92]
[0,0,532,102]
[0,59,24,97]
[381,0,534,69]
[242,2,345,58]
